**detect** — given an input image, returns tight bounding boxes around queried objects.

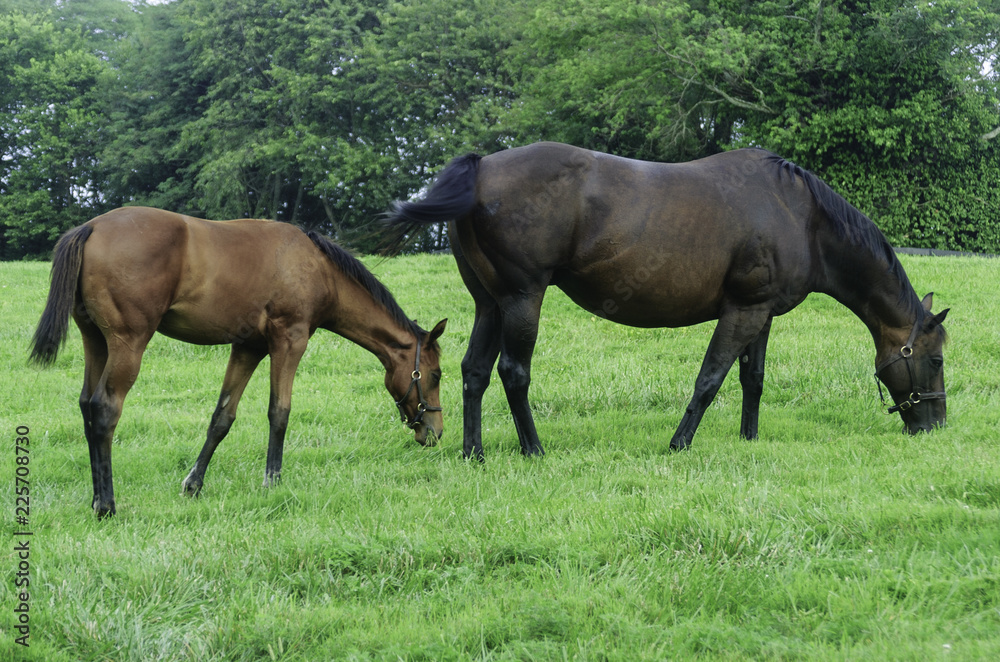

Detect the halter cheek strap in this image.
[874,318,946,414]
[395,341,442,429]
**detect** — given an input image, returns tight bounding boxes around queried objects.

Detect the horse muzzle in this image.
[413,417,443,447]
[903,415,946,435]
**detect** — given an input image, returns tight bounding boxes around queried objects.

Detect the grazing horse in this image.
[30,207,446,517]
[385,142,948,460]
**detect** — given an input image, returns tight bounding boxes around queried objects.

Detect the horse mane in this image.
[762,152,923,316]
[306,231,423,338]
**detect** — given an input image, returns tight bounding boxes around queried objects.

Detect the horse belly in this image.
[157,300,267,347]
[555,268,725,328]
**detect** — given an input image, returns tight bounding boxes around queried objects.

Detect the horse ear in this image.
[920,292,934,312]
[427,319,447,345]
[924,308,949,331]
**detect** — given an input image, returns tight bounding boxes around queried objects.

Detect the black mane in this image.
[762,153,922,315]
[307,231,423,338]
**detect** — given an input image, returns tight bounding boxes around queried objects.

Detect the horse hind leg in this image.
[455,251,503,461]
[182,344,265,496]
[84,334,151,517]
[496,293,546,457]
[461,301,502,461]
[78,321,108,513]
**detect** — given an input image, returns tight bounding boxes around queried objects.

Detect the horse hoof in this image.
[94,503,116,519]
[462,445,485,463]
[263,474,281,488]
[181,481,202,497]
[462,451,486,464]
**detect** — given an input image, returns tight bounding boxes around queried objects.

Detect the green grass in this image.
[2,253,999,661]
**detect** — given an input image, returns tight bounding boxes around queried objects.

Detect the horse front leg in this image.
[738,318,772,440]
[182,344,264,496]
[263,326,309,488]
[497,294,546,457]
[670,307,771,451]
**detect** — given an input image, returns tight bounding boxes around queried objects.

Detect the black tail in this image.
[381,153,482,254]
[30,224,93,365]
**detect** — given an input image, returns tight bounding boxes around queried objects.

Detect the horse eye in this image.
[930,357,944,371]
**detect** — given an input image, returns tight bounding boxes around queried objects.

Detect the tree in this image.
[335,0,530,250]
[162,0,391,234]
[511,0,999,250]
[173,0,530,250]
[511,0,782,161]
[0,1,127,259]
[2,0,996,257]
[98,0,208,214]
[737,0,1000,251]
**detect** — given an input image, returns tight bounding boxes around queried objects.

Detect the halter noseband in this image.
[395,340,442,429]
[874,318,945,414]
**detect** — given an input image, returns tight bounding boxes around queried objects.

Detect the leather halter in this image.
[395,340,441,429]
[874,318,946,414]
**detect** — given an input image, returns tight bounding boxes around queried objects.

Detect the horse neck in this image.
[814,227,921,351]
[321,278,416,366]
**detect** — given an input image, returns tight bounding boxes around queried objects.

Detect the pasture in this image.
[2,252,999,660]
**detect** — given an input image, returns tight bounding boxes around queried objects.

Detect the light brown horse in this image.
[31,207,446,517]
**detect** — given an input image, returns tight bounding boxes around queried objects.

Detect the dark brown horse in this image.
[386,142,949,460]
[31,207,446,517]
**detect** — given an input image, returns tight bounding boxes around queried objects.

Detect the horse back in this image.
[80,207,328,345]
[462,143,818,325]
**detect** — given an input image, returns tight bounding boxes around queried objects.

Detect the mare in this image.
[31,207,446,517]
[385,142,948,460]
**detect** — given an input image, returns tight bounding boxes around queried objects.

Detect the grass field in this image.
[2,253,999,661]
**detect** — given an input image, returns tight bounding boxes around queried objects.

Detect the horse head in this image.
[875,294,949,434]
[386,319,447,445]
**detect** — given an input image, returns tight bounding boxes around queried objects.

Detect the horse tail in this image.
[30,224,93,366]
[381,153,482,254]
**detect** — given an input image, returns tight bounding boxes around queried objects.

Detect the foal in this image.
[32,207,446,517]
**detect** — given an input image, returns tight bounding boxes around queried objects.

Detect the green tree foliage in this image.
[338,0,529,249]
[739,0,1000,251]
[512,0,778,160]
[1,0,997,257]
[515,0,999,251]
[0,0,129,258]
[99,0,207,214]
[169,0,388,231]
